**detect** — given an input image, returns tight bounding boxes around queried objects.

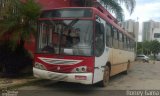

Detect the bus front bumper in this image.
[33,67,93,84]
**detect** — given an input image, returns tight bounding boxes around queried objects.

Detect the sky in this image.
[124,0,160,22]
[123,0,160,41]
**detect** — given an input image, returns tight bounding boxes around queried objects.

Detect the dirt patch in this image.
[106,61,160,90]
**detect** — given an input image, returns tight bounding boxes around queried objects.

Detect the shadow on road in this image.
[19,80,125,96]
[17,72,130,96]
[33,72,127,90]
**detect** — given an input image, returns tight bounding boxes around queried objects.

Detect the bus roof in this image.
[92,7,134,40]
[40,7,93,12]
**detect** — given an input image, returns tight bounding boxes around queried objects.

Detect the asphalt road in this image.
[5,61,160,96]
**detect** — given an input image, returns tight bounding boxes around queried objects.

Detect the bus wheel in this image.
[98,66,110,87]
[123,62,130,74]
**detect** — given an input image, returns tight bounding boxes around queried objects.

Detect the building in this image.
[0,0,10,20]
[152,28,160,42]
[134,22,139,42]
[142,20,160,41]
[142,20,154,41]
[122,19,139,42]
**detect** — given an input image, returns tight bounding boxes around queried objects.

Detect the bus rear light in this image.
[76,68,80,72]
[72,66,87,73]
[81,67,86,71]
[75,75,87,80]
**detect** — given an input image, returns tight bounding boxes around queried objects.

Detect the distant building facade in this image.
[142,20,160,41]
[122,19,139,42]
[152,28,160,42]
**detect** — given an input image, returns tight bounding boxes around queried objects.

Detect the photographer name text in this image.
[126,90,160,96]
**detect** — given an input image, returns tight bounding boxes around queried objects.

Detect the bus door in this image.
[93,16,109,83]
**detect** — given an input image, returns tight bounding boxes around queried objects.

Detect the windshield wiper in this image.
[66,18,79,29]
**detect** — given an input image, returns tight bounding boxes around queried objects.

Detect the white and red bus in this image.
[33,7,135,87]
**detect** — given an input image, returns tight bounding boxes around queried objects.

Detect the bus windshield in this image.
[37,19,93,56]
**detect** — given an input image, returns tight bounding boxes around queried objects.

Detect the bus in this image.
[33,7,135,87]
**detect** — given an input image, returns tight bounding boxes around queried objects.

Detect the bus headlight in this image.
[72,66,87,73]
[34,62,47,70]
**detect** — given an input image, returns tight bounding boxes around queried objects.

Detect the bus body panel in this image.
[33,67,93,84]
[93,47,110,83]
[109,48,135,76]
[34,54,94,72]
[33,54,95,84]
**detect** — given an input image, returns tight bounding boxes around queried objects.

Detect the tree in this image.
[0,0,41,49]
[100,0,136,21]
[72,0,136,21]
[137,42,143,54]
[150,40,160,59]
[142,41,151,55]
[0,0,41,75]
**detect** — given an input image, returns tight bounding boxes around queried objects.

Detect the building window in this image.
[154,33,160,38]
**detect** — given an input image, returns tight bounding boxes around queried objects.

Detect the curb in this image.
[0,78,43,90]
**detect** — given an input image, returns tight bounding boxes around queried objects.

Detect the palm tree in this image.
[77,0,136,21]
[0,0,41,49]
[100,0,136,21]
[0,0,41,74]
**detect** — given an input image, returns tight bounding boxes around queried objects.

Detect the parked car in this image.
[156,55,160,61]
[135,55,149,62]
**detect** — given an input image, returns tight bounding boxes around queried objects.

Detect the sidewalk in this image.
[135,60,160,64]
[0,76,40,90]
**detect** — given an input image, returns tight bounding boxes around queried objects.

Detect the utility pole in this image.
[135,17,139,55]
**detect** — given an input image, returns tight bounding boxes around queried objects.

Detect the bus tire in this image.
[123,62,130,74]
[98,65,110,87]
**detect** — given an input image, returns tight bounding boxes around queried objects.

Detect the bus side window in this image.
[126,36,128,50]
[128,39,132,51]
[121,33,124,49]
[124,35,127,50]
[126,37,130,51]
[106,23,112,47]
[117,31,119,49]
[111,27,115,48]
[132,40,135,52]
[95,19,105,57]
[112,27,118,49]
[119,32,123,49]
[130,40,133,52]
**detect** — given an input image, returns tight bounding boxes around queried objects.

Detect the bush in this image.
[0,41,33,76]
